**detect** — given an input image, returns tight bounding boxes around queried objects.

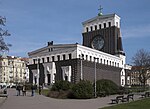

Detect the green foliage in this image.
[0,16,11,52]
[72,80,94,99]
[96,79,119,96]
[51,80,72,91]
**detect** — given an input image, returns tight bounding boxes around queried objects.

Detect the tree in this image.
[132,49,150,88]
[0,16,11,52]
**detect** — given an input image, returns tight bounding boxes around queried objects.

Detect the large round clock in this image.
[91,35,104,50]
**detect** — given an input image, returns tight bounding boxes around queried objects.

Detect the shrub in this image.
[72,80,94,99]
[51,80,72,91]
[96,79,119,96]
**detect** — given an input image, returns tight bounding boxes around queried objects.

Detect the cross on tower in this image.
[98,5,103,16]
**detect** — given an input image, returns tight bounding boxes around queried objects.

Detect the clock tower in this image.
[82,8,125,55]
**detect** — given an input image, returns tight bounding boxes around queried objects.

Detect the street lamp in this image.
[80,51,83,81]
[94,57,98,98]
[35,57,40,86]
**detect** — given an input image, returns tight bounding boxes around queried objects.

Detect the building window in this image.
[117,63,119,67]
[86,55,88,60]
[82,54,84,60]
[100,59,102,63]
[33,59,36,64]
[63,54,66,60]
[104,23,106,28]
[57,55,60,61]
[107,60,108,65]
[97,58,99,63]
[116,22,118,27]
[69,54,72,60]
[47,57,50,62]
[108,22,111,27]
[110,61,111,66]
[122,79,124,85]
[95,25,97,30]
[52,56,55,62]
[104,59,105,64]
[112,62,114,66]
[86,27,89,32]
[90,26,93,31]
[90,56,92,61]
[42,58,45,63]
[99,24,101,29]
[38,59,40,63]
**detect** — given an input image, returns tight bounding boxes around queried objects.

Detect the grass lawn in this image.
[100,98,150,109]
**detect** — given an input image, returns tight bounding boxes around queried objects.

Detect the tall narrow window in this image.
[69,54,72,59]
[86,55,88,60]
[52,56,55,62]
[90,56,92,61]
[104,23,106,28]
[33,59,36,64]
[38,59,40,63]
[100,59,102,63]
[86,27,89,32]
[99,24,101,29]
[47,57,50,62]
[57,55,60,61]
[90,26,93,31]
[42,58,45,63]
[82,54,84,60]
[63,54,66,60]
[95,25,97,30]
[116,22,118,27]
[108,22,111,27]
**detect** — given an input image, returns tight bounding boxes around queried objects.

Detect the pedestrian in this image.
[39,85,42,95]
[16,84,21,96]
[31,84,35,96]
[22,85,26,96]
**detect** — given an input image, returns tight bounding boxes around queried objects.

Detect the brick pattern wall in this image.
[28,59,122,86]
[82,26,123,55]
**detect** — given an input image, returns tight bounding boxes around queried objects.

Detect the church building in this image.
[28,8,131,87]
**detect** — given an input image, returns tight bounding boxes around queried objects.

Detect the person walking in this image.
[22,85,26,96]
[39,85,42,95]
[31,84,35,96]
[16,84,21,96]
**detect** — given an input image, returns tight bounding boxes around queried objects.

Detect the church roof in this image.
[82,13,120,25]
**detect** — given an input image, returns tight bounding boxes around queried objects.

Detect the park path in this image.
[0,89,141,109]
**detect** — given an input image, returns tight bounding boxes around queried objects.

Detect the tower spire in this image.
[98,5,103,16]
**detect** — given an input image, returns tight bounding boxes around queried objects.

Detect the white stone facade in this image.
[28,44,127,86]
[82,14,120,33]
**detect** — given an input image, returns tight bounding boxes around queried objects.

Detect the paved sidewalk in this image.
[0,89,141,109]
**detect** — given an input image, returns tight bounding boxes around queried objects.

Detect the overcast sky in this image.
[0,0,150,64]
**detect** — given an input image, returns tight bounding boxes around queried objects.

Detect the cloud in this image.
[122,25,150,38]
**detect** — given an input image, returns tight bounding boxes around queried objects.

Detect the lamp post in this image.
[36,57,39,86]
[80,51,83,81]
[94,57,98,98]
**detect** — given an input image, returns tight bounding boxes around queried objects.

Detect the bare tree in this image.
[0,16,11,52]
[132,49,150,87]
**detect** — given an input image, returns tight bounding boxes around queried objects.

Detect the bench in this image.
[141,92,150,98]
[111,95,124,104]
[0,94,8,98]
[122,94,134,102]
